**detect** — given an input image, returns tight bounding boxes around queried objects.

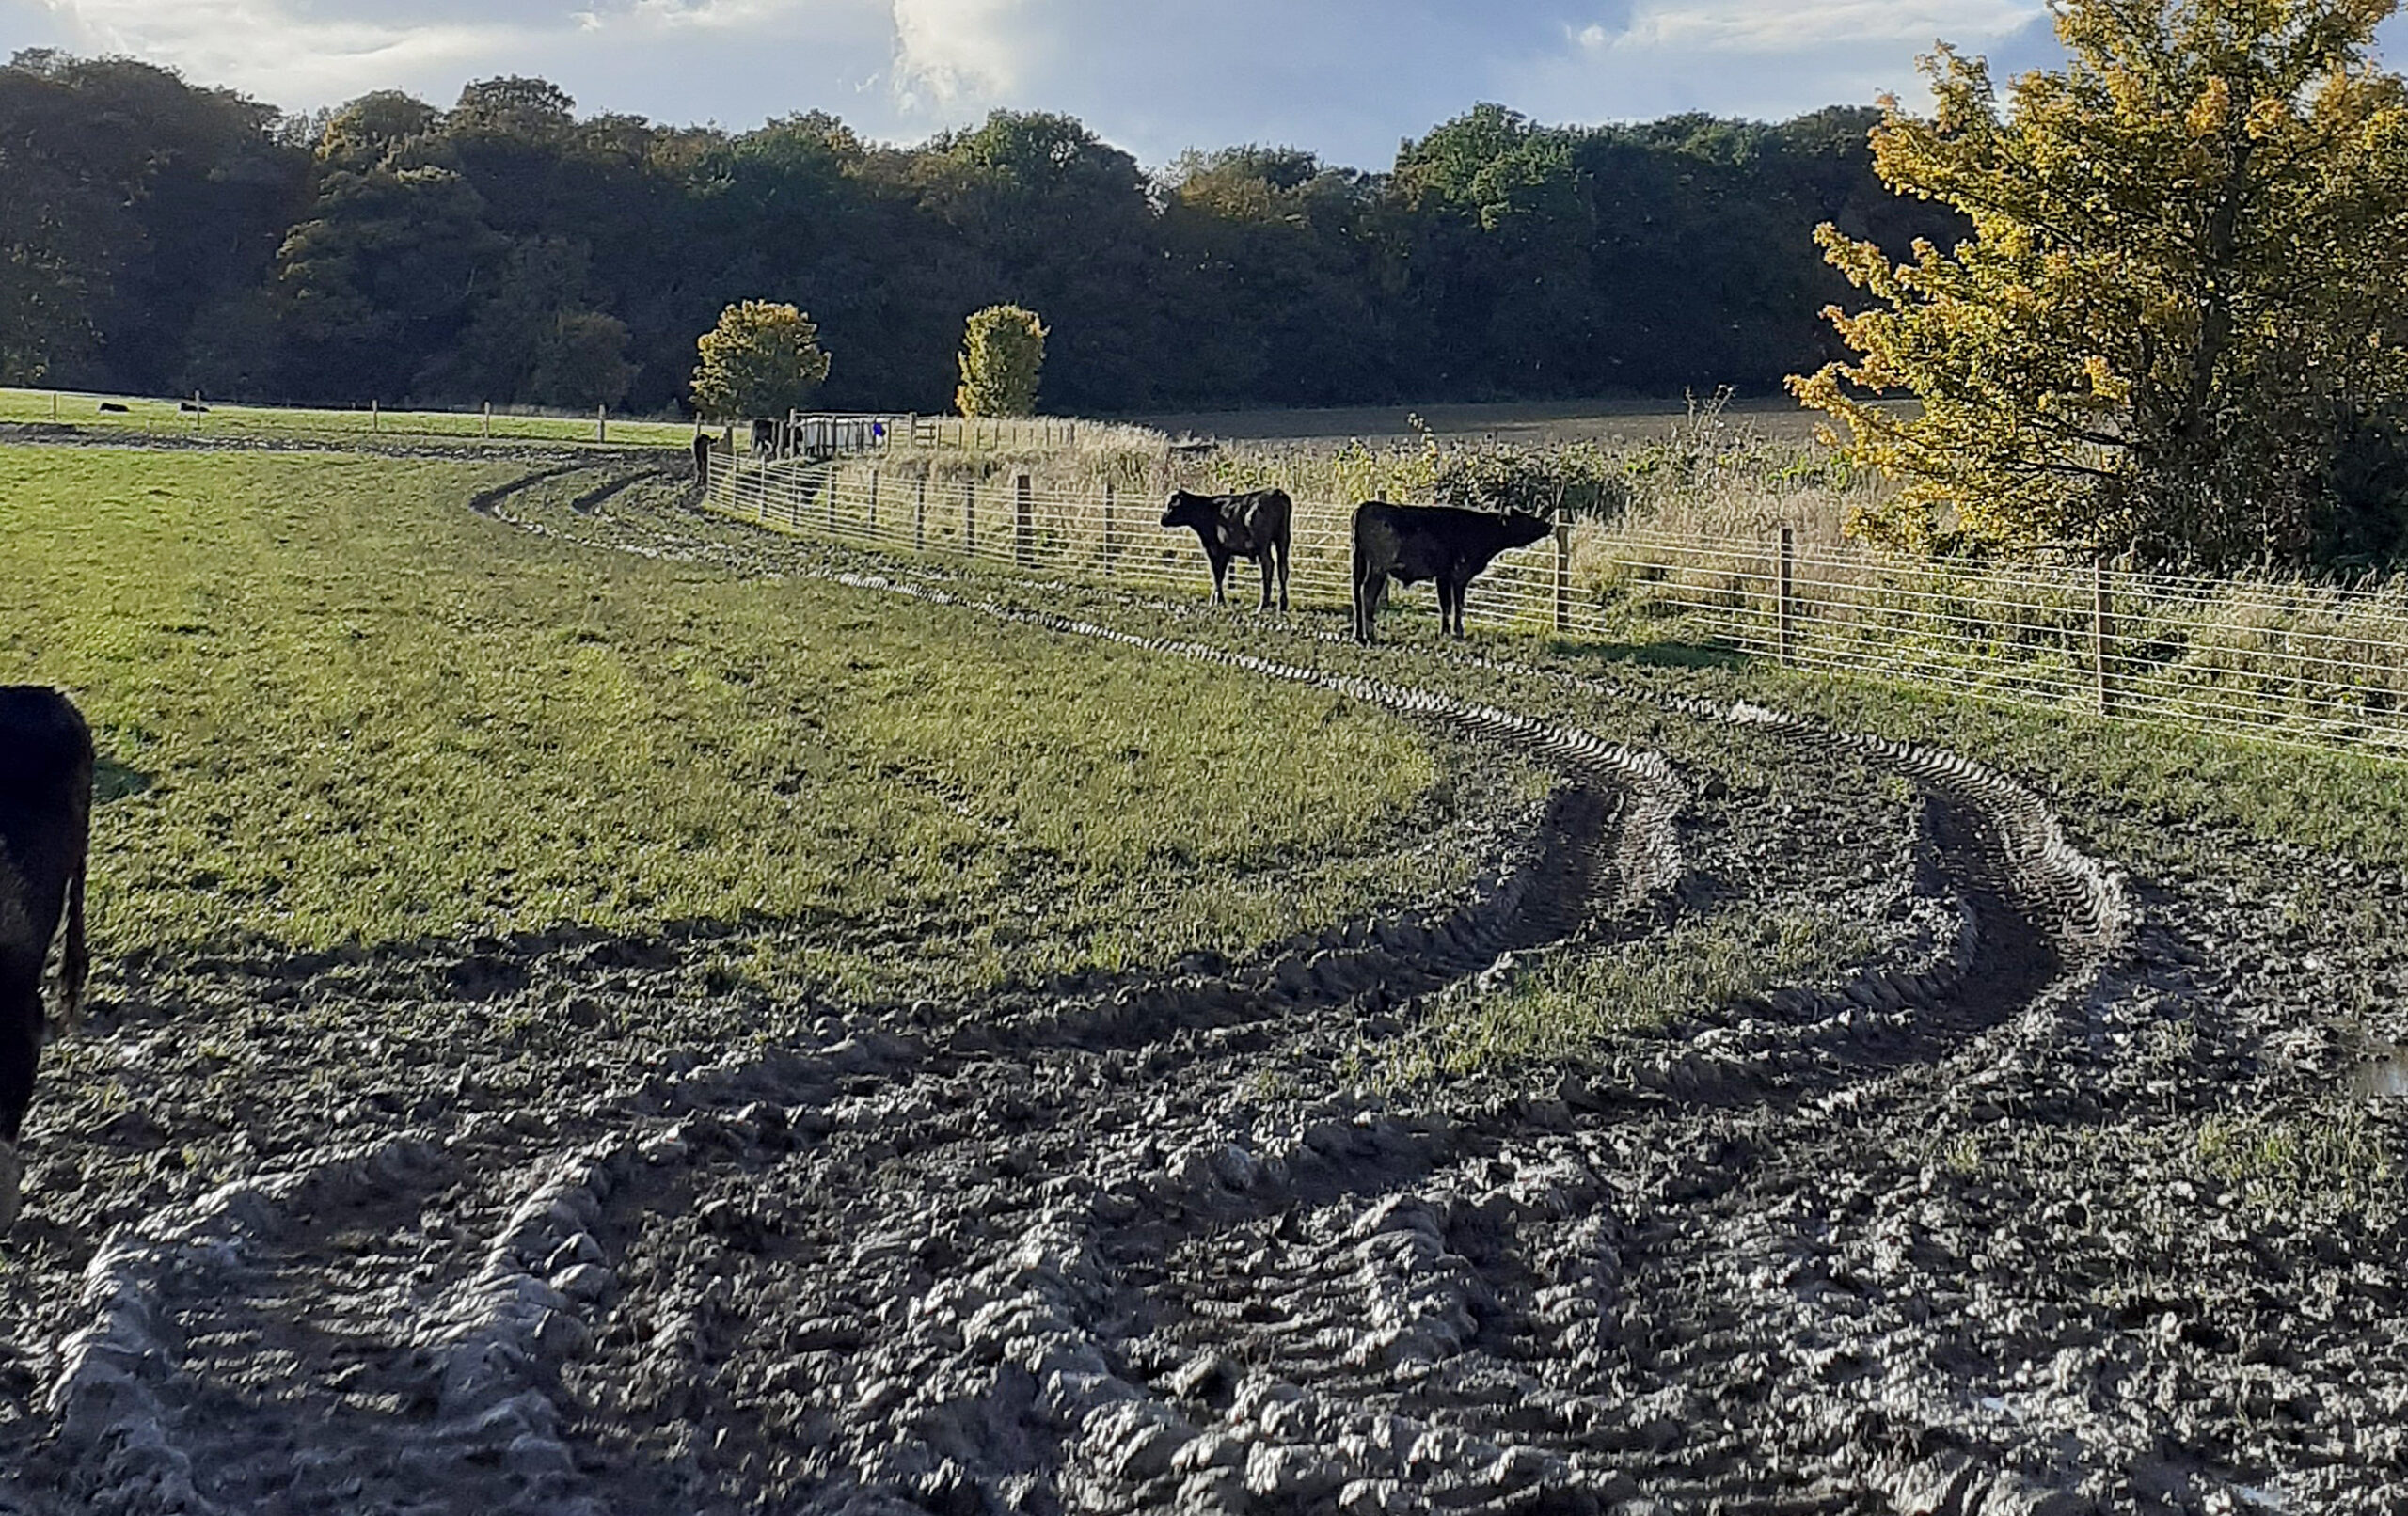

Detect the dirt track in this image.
[3,462,2403,1516]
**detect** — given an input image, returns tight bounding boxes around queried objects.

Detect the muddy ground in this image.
[1,457,2403,1516]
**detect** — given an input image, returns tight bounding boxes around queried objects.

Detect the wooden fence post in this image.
[867,469,879,536]
[596,404,607,443]
[50,390,58,421]
[1015,473,1033,567]
[1777,524,1796,668]
[1102,482,1117,573]
[2093,558,2114,717]
[914,475,928,552]
[1553,523,1572,634]
[371,398,379,434]
[484,402,494,438]
[963,478,976,556]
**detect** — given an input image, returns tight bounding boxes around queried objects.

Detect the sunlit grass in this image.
[0,444,1443,1001]
[0,386,693,448]
[1373,910,1871,1085]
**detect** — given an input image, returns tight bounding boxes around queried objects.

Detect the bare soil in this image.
[1,457,2401,1516]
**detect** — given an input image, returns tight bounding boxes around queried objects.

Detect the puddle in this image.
[2350,1045,2408,1100]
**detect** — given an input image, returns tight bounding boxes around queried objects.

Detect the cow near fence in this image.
[1160,488,1292,612]
[1352,502,1555,643]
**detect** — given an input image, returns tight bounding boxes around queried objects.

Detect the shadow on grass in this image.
[1537,634,1749,672]
[95,756,155,804]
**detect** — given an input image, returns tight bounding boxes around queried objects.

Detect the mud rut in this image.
[6,460,2400,1516]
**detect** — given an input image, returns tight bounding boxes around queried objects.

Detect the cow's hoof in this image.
[0,1142,19,1231]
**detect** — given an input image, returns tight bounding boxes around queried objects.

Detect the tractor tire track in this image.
[27,468,2150,1516]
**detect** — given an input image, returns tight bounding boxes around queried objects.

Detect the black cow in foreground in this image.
[1161,488,1292,611]
[1352,502,1554,643]
[0,687,92,1228]
[750,418,780,457]
[692,433,714,485]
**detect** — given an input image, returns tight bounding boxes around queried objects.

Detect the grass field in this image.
[0,444,1450,999]
[0,387,695,449]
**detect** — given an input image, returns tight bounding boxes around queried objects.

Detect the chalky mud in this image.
[0,460,2399,1515]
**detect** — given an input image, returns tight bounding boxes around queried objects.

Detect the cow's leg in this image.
[1354,565,1375,643]
[1275,537,1290,611]
[1450,573,1468,637]
[0,988,39,1228]
[1257,551,1275,612]
[1209,550,1229,607]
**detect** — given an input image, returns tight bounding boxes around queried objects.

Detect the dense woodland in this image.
[0,51,1964,417]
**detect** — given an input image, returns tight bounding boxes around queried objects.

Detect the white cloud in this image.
[889,0,1027,112]
[5,0,2404,166]
[1589,0,2036,55]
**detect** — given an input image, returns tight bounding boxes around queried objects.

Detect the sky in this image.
[4,0,2403,168]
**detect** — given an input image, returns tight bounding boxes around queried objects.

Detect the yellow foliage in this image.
[1789,0,2408,566]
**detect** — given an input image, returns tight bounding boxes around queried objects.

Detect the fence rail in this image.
[704,455,2408,762]
[759,411,1092,455]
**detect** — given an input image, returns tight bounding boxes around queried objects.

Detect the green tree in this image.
[530,309,633,408]
[955,303,1046,416]
[1791,0,2408,566]
[690,299,830,419]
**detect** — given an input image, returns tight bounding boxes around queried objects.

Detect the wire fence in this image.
[704,453,2408,762]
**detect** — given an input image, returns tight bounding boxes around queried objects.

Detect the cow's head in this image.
[1160,490,1211,529]
[1498,512,1555,551]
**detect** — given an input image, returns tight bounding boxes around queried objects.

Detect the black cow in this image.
[750,418,779,457]
[1161,489,1292,611]
[0,687,92,1228]
[692,433,713,485]
[1352,502,1554,643]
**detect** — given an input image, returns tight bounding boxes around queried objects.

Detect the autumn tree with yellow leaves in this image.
[1791,0,2408,567]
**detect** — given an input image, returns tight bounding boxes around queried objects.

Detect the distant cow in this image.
[1352,502,1553,643]
[96,403,128,414]
[1161,488,1292,611]
[751,418,779,457]
[0,687,92,1228]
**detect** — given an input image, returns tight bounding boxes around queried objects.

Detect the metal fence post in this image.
[1015,473,1033,567]
[914,476,927,552]
[1102,482,1117,573]
[1777,524,1796,668]
[963,478,975,556]
[867,469,879,536]
[826,466,837,532]
[2093,558,2114,717]
[1553,523,1572,634]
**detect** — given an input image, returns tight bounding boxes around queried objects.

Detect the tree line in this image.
[0,50,1961,418]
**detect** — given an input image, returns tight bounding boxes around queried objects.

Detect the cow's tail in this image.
[58,852,87,1034]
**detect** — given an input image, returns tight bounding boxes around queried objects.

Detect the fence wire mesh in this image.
[705,454,2408,762]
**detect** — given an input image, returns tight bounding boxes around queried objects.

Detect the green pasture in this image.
[0,444,1443,999]
[0,387,694,449]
